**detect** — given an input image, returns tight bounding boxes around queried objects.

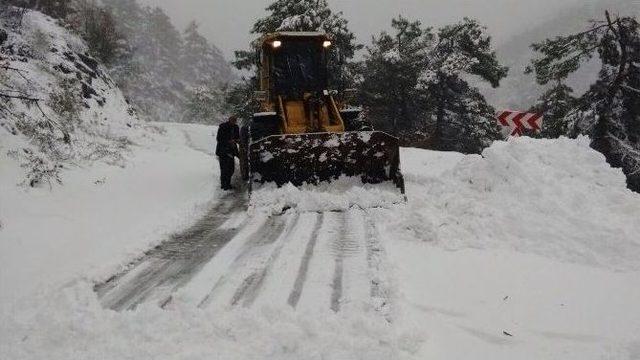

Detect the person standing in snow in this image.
[216,116,240,190]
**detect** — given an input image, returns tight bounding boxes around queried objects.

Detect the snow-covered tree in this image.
[421,18,508,153]
[99,0,142,78]
[182,82,225,124]
[528,11,640,191]
[224,77,259,121]
[181,21,228,86]
[143,7,183,78]
[530,81,577,138]
[5,0,72,19]
[359,16,433,137]
[71,1,122,65]
[97,0,232,123]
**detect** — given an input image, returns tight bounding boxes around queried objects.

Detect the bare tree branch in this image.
[0,92,41,101]
[621,84,640,95]
[0,94,71,144]
[1,65,35,86]
[605,10,630,100]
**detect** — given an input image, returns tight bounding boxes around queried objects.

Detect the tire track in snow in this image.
[294,212,358,312]
[230,213,302,307]
[287,213,324,308]
[196,214,289,308]
[330,255,345,312]
[95,192,245,311]
[330,209,370,313]
[364,209,393,319]
[329,211,352,313]
[245,212,321,309]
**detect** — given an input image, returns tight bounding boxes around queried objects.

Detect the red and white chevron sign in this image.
[496,110,544,136]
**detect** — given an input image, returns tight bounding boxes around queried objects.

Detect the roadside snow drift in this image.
[389,136,640,271]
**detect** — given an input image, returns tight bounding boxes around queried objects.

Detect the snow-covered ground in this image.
[2,126,640,359]
[382,137,640,359]
[0,123,219,307]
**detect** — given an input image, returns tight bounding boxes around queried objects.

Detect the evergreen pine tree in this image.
[359,16,433,138]
[182,21,228,85]
[530,81,577,138]
[183,82,225,124]
[421,18,508,153]
[528,12,640,191]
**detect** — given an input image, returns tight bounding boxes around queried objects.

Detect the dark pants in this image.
[219,155,235,190]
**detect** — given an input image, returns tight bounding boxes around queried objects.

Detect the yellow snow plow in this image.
[240,32,404,194]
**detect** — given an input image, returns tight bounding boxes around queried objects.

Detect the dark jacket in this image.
[216,122,240,157]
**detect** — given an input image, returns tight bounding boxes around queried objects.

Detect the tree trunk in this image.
[434,80,446,151]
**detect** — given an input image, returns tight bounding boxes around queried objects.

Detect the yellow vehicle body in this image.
[242,32,405,194]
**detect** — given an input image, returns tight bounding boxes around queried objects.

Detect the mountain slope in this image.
[101,0,235,124]
[0,9,154,186]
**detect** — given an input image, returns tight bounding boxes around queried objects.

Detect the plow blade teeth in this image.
[249,131,405,193]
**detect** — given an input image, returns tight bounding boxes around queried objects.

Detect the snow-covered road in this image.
[96,189,246,311]
[97,193,392,319]
[3,124,640,360]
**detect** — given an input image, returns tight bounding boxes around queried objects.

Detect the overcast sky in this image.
[139,0,587,58]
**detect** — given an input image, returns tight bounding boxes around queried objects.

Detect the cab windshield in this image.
[271,40,327,99]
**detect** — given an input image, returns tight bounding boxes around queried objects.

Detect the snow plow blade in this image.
[248,131,405,194]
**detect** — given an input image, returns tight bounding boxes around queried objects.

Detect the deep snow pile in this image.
[377,136,640,359]
[387,136,640,271]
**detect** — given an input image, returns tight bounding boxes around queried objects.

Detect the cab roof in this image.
[262,31,330,43]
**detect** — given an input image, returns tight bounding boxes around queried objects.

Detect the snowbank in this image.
[388,136,640,271]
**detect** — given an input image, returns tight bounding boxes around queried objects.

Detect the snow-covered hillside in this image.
[2,125,639,359]
[0,11,221,307]
[0,10,149,186]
